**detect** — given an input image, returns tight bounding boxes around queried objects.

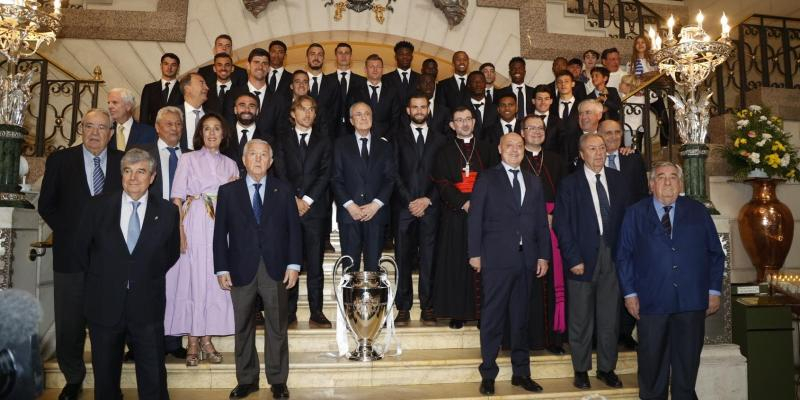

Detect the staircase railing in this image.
[568,0,667,38]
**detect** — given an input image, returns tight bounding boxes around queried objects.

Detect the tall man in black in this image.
[415,73,449,134]
[140,53,183,126]
[554,133,630,390]
[224,92,266,177]
[327,42,367,138]
[203,52,236,114]
[74,149,180,400]
[38,109,123,400]
[197,34,247,89]
[214,139,301,400]
[464,71,497,141]
[267,40,293,102]
[392,94,446,327]
[273,95,334,329]
[531,85,560,152]
[495,57,535,119]
[382,40,419,106]
[484,93,523,146]
[306,43,341,136]
[436,50,470,110]
[348,54,401,140]
[469,133,551,395]
[224,48,280,141]
[332,102,395,271]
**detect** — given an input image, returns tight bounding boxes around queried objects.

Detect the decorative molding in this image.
[0,228,14,289]
[58,0,188,41]
[433,0,469,28]
[324,0,396,24]
[243,0,277,17]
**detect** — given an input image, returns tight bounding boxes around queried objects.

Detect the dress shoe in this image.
[287,314,298,329]
[167,346,188,359]
[511,375,543,392]
[309,312,332,328]
[124,350,135,362]
[479,378,495,395]
[546,344,566,355]
[573,371,591,389]
[394,310,410,327]
[596,369,623,388]
[448,319,464,329]
[420,308,437,326]
[229,383,259,399]
[619,335,638,350]
[58,383,82,400]
[271,383,290,398]
[255,311,265,326]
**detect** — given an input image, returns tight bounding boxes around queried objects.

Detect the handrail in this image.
[33,51,90,81]
[621,72,666,102]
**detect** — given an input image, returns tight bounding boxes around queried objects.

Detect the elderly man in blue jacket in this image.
[616,160,724,400]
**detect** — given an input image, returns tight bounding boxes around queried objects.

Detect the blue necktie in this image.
[252,183,263,224]
[607,153,617,170]
[167,147,178,196]
[127,201,141,253]
[92,156,104,196]
[595,173,611,240]
[510,169,521,207]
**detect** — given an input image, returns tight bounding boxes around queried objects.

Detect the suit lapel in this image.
[260,178,272,225]
[497,165,520,210]
[74,146,92,196]
[113,192,128,252]
[235,179,258,228]
[131,195,159,254]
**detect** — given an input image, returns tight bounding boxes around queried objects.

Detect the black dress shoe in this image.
[167,346,188,359]
[573,371,591,389]
[479,378,495,395]
[58,383,82,400]
[230,383,259,399]
[420,309,437,326]
[271,383,290,398]
[620,335,638,350]
[287,314,298,329]
[394,310,410,327]
[309,312,332,328]
[596,369,623,388]
[511,375,543,392]
[546,345,566,355]
[124,350,135,362]
[448,319,464,329]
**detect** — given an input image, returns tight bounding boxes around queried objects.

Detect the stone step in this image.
[38,375,640,399]
[44,348,638,389]
[297,268,416,297]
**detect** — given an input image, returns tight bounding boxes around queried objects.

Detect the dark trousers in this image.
[478,251,532,380]
[339,220,384,272]
[567,238,620,373]
[88,312,168,399]
[164,335,182,353]
[230,261,289,386]
[53,271,87,385]
[619,300,637,340]
[288,216,325,316]
[394,207,438,311]
[638,310,705,400]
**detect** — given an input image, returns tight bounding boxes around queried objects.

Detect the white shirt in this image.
[343,132,384,209]
[295,127,315,206]
[501,161,526,204]
[607,69,627,90]
[511,83,528,108]
[606,150,620,170]
[269,67,285,87]
[470,99,486,122]
[584,165,609,235]
[236,122,256,144]
[247,81,268,110]
[453,73,468,88]
[558,96,575,118]
[396,68,412,82]
[486,86,495,100]
[157,138,181,200]
[535,111,549,127]
[501,118,517,134]
[308,72,323,91]
[116,117,134,145]
[120,190,148,243]
[216,80,231,96]
[161,79,177,98]
[336,69,352,93]
[410,122,429,143]
[366,81,382,102]
[183,103,204,150]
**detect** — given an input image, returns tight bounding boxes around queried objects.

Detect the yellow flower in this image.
[788,170,796,178]
[766,153,781,168]
[734,138,747,147]
[772,142,786,152]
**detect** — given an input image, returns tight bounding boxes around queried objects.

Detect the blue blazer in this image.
[109,120,158,151]
[468,164,552,270]
[553,166,629,282]
[331,134,395,225]
[213,177,302,285]
[616,196,724,315]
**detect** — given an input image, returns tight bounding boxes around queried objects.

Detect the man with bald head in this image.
[469,133,551,395]
[436,50,471,110]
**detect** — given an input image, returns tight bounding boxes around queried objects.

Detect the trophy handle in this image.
[379,255,399,318]
[332,255,358,341]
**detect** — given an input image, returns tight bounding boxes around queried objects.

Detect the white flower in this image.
[760,115,768,121]
[749,105,762,112]
[749,153,761,164]
[767,121,773,126]
[756,139,768,147]
[781,153,791,167]
[762,133,772,140]
[736,120,749,128]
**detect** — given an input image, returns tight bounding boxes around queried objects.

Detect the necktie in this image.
[607,154,617,170]
[635,59,644,76]
[269,70,278,93]
[662,205,673,238]
[516,86,525,121]
[239,129,249,152]
[537,113,548,128]
[486,89,492,104]
[562,101,570,120]
[510,169,521,207]
[415,127,425,158]
[340,72,348,98]
[473,102,483,122]
[167,147,178,196]
[252,183,263,224]
[458,77,465,92]
[370,85,379,107]
[360,137,369,162]
[505,123,513,134]
[595,173,611,240]
[219,84,227,98]
[311,77,319,97]
[402,71,408,86]
[192,110,201,148]
[92,156,104,196]
[162,82,170,104]
[115,124,125,150]
[126,201,141,253]
[299,133,308,161]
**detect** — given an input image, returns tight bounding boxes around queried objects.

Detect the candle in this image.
[721,12,730,38]
[54,0,61,15]
[667,15,675,39]
[655,35,662,50]
[696,10,704,30]
[648,26,656,44]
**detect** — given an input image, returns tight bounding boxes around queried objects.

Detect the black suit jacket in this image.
[435,75,469,111]
[139,80,183,126]
[332,134,395,225]
[309,73,342,136]
[495,84,535,116]
[348,82,402,140]
[39,146,124,273]
[273,127,333,220]
[203,80,243,115]
[327,71,367,138]
[74,191,179,327]
[618,152,649,201]
[213,177,303,285]
[223,85,281,143]
[483,118,522,147]
[109,120,157,151]
[587,86,622,121]
[547,80,587,104]
[198,64,248,91]
[550,97,582,168]
[464,98,498,142]
[382,69,420,107]
[268,68,293,103]
[392,124,446,207]
[536,112,561,152]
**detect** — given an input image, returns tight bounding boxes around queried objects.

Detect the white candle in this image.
[667,15,675,39]
[721,13,730,38]
[696,10,704,30]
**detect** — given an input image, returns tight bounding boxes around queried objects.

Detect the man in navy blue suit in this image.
[616,161,724,400]
[107,88,156,151]
[554,133,630,390]
[469,133,551,395]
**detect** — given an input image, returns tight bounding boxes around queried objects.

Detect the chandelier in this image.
[0,0,62,64]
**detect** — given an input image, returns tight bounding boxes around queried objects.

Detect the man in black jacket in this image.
[140,53,183,126]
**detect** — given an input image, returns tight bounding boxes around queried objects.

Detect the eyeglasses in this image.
[453,117,474,124]
[523,126,545,132]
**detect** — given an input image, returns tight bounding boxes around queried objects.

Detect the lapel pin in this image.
[273,188,278,193]
[154,216,159,221]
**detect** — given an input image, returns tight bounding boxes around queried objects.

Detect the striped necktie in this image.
[92,156,104,196]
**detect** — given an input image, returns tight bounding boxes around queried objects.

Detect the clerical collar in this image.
[457,135,473,144]
[526,148,541,156]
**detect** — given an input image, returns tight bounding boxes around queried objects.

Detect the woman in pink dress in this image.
[164,112,239,366]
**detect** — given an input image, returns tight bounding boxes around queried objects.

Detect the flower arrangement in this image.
[725,105,800,181]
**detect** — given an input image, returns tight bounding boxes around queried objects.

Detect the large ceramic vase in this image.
[737,178,795,282]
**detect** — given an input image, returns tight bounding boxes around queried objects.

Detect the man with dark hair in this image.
[223,92,268,177]
[179,72,209,150]
[551,70,582,167]
[484,93,523,146]
[203,52,235,114]
[383,40,420,106]
[464,70,497,140]
[532,84,560,152]
[436,51,470,110]
[422,58,439,80]
[495,56,534,120]
[306,43,340,136]
[479,62,497,104]
[198,34,248,90]
[268,40,292,101]
[601,47,626,89]
[140,53,183,125]
[567,58,586,84]
[225,48,281,142]
[587,66,622,121]
[348,54,401,140]
[414,73,448,134]
[327,42,367,138]
[547,56,586,102]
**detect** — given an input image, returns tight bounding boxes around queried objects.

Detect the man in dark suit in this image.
[547,57,587,102]
[332,102,395,271]
[392,94,446,327]
[532,85,560,152]
[617,161,724,400]
[484,93,523,146]
[214,139,301,400]
[74,149,180,400]
[267,40,293,103]
[495,57,534,119]
[464,71,497,141]
[479,63,497,104]
[348,54,401,140]
[107,87,156,151]
[224,48,277,139]
[554,133,630,391]
[414,73,449,135]
[223,92,268,177]
[202,52,237,115]
[468,133,551,395]
[197,34,247,90]
[587,66,622,121]
[38,109,123,400]
[327,42,367,138]
[436,50,470,111]
[382,41,420,107]
[551,71,582,168]
[306,43,341,137]
[273,95,333,329]
[140,53,183,126]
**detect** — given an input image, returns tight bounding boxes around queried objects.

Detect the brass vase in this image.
[737,178,795,282]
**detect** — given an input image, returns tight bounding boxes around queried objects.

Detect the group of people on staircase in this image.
[37,32,723,400]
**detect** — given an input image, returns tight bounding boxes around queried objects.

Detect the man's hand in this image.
[469,257,481,273]
[360,202,381,221]
[346,203,363,220]
[295,197,310,217]
[283,269,299,289]
[536,259,549,278]
[461,201,470,213]
[409,197,431,218]
[217,273,232,291]
[707,294,721,316]
[569,263,585,276]
[624,296,640,320]
[619,146,635,156]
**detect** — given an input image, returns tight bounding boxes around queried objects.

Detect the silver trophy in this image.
[332,255,398,361]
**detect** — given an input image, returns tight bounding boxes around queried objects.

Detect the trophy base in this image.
[348,344,382,362]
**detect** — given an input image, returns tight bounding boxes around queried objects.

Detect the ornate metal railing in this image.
[0,56,104,157]
[567,0,667,39]
[620,78,677,165]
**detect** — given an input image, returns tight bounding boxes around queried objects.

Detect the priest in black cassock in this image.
[431,106,499,329]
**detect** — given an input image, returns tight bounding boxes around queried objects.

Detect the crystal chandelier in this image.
[0,0,62,64]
